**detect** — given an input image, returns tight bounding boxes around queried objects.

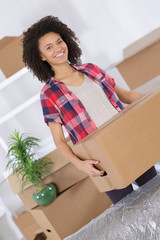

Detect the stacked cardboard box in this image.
[8,147,111,239]
[109,27,160,89]
[8,147,87,210]
[31,177,111,240]
[13,211,43,240]
[0,35,24,78]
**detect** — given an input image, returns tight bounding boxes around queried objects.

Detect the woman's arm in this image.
[114,85,142,104]
[48,122,104,177]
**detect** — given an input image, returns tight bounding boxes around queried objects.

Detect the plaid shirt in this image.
[40,63,124,144]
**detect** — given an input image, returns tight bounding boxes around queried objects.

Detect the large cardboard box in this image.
[14,211,42,240]
[0,35,24,78]
[31,177,112,240]
[8,148,87,210]
[108,27,160,89]
[71,89,160,192]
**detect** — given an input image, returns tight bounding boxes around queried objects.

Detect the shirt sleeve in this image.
[40,92,62,126]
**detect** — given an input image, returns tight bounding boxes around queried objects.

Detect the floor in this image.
[65,163,160,240]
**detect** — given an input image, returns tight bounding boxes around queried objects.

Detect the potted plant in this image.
[6,129,57,206]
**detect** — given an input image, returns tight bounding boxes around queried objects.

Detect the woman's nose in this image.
[54,45,62,52]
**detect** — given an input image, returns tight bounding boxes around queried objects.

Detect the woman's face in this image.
[38,32,68,68]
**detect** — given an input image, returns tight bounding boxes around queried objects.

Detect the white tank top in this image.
[67,75,118,128]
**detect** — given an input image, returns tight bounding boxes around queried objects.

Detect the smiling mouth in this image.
[55,52,65,58]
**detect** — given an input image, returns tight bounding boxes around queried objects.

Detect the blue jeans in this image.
[105,166,157,204]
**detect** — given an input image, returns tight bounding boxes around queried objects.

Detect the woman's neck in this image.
[53,62,76,81]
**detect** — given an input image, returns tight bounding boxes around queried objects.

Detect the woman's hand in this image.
[49,123,105,177]
[114,85,142,104]
[76,159,105,177]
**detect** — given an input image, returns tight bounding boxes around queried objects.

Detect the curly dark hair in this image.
[22,16,82,83]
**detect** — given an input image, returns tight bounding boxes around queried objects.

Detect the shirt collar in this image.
[49,64,85,84]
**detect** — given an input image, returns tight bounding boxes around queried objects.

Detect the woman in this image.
[22,16,157,204]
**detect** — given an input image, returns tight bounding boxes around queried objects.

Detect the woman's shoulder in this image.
[40,78,53,96]
[74,62,98,69]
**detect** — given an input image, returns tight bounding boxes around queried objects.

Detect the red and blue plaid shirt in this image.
[40,63,124,144]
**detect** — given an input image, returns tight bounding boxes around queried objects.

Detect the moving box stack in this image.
[8,149,111,240]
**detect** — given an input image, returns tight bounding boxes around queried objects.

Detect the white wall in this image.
[0,0,160,68]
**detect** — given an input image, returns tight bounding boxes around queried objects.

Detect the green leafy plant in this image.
[6,130,53,192]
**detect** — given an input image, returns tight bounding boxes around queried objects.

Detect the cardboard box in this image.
[7,138,72,194]
[31,177,112,240]
[107,27,160,89]
[71,89,160,192]
[14,211,42,240]
[17,162,87,210]
[8,148,68,194]
[0,35,24,78]
[8,145,87,209]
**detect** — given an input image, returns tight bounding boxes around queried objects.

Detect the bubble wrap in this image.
[65,166,160,240]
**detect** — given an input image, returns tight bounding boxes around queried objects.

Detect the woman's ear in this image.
[40,54,46,61]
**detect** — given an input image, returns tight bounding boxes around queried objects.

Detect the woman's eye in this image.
[58,40,63,44]
[46,46,52,50]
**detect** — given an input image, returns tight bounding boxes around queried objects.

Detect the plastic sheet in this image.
[65,165,160,240]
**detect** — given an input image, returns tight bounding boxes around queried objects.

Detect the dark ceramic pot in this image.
[33,184,57,206]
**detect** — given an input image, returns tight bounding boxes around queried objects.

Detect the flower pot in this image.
[33,184,57,206]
